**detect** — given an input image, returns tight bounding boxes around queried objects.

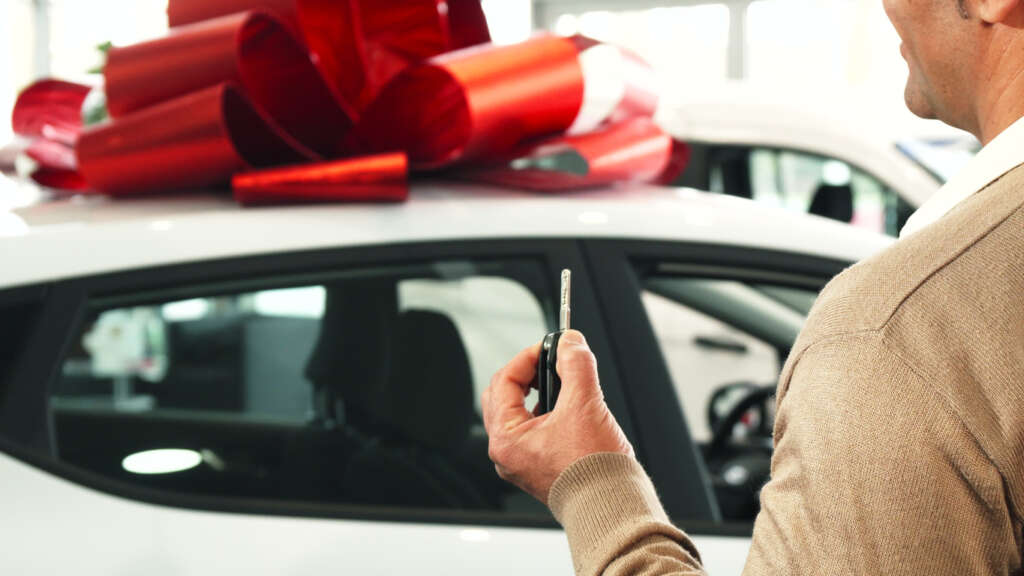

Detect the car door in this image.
[0,238,641,576]
[583,238,849,576]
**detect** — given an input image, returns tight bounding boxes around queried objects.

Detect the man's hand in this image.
[481,330,635,504]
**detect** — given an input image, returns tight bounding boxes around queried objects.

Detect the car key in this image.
[537,269,571,415]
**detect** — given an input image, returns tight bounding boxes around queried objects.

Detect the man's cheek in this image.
[881,0,903,33]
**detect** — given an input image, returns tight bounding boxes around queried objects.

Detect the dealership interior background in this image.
[0,0,960,143]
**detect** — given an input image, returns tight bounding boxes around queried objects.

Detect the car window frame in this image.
[582,238,850,536]
[0,238,636,530]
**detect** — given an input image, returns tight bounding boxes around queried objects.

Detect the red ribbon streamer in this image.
[459,118,673,191]
[233,152,408,205]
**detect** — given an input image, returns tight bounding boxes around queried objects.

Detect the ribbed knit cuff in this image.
[548,453,703,576]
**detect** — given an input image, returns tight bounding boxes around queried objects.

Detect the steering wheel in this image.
[704,383,776,521]
[706,384,776,459]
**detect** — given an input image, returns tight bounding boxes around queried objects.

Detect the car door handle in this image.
[693,335,748,354]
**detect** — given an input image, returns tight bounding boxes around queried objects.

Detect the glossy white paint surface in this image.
[2,182,892,289]
[0,452,752,575]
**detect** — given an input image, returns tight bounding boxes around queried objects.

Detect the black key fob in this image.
[537,331,563,415]
[537,269,571,415]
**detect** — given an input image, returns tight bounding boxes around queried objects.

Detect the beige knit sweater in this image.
[548,164,1024,575]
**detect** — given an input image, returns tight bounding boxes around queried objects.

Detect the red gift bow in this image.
[167,0,490,114]
[10,0,687,202]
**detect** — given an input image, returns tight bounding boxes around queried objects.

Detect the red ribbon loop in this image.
[105,11,352,156]
[78,84,313,194]
[355,35,585,168]
[11,79,90,145]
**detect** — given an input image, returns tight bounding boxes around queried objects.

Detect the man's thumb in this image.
[556,330,601,399]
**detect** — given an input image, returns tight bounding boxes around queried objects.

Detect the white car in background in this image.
[658,83,978,236]
[0,180,891,575]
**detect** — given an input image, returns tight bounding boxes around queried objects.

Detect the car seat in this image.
[342,309,492,509]
[306,280,492,509]
[809,182,854,223]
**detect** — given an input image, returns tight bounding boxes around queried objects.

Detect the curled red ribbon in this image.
[459,117,673,191]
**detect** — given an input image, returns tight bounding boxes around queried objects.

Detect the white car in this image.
[658,83,978,236]
[0,180,891,575]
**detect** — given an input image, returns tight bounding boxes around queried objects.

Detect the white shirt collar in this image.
[900,115,1024,238]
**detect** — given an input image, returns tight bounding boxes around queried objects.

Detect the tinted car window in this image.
[638,272,818,522]
[53,259,552,517]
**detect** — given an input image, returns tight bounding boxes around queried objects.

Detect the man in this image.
[482,0,1024,573]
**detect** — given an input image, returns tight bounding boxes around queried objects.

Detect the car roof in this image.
[0,180,892,289]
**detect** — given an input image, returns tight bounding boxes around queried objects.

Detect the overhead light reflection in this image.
[122,449,202,475]
[459,528,492,543]
[578,211,609,225]
[822,160,852,186]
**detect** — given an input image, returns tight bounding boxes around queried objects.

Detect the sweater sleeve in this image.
[744,333,1020,574]
[548,332,1020,576]
[548,453,707,576]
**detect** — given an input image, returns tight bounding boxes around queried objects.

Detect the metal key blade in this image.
[559,269,571,331]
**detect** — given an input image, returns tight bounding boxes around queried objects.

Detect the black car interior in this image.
[51,266,543,516]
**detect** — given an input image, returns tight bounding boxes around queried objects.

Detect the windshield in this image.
[897,137,980,184]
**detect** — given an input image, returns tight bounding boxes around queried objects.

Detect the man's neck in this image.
[974,29,1024,145]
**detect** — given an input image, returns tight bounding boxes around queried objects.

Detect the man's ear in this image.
[975,0,1023,24]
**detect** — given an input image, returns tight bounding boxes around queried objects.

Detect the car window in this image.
[708,146,913,236]
[53,259,552,518]
[638,272,818,522]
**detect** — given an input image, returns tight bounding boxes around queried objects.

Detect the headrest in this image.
[809,183,854,224]
[387,310,475,452]
[305,279,399,425]
[305,282,475,451]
